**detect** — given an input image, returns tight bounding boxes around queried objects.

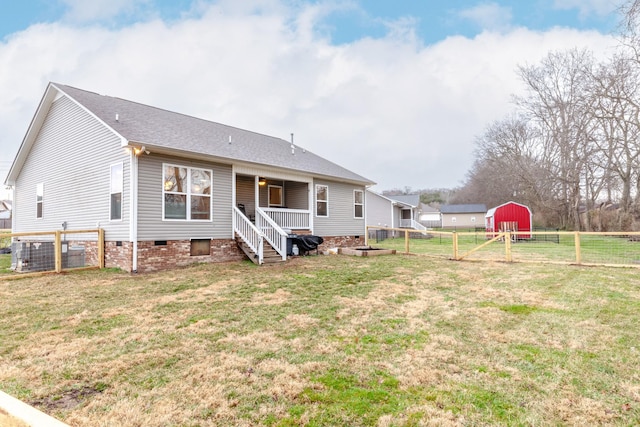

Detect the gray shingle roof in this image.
[387,194,420,207]
[54,83,374,185]
[440,204,487,214]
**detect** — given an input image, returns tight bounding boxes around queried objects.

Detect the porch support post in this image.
[255,175,260,216]
[308,182,314,234]
[231,168,236,236]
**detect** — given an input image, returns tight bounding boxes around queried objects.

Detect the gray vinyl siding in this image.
[259,179,285,207]
[284,181,308,209]
[235,175,255,217]
[137,154,233,240]
[366,191,393,228]
[13,95,130,240]
[441,213,483,229]
[313,179,366,236]
[257,180,308,209]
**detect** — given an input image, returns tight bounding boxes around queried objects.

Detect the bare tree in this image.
[460,115,562,224]
[619,0,640,60]
[590,53,640,216]
[514,48,597,230]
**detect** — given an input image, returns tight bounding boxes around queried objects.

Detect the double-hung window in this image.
[163,164,212,220]
[36,183,43,219]
[354,189,364,218]
[316,184,328,217]
[110,163,123,221]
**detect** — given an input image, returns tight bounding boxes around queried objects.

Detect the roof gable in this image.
[52,83,374,185]
[387,194,420,207]
[486,201,532,217]
[366,190,414,208]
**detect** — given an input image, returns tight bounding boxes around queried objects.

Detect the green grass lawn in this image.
[1,255,640,426]
[374,231,640,266]
[0,254,10,273]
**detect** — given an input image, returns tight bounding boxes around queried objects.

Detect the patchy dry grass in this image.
[1,255,640,426]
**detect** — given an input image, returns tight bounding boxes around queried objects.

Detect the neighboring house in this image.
[0,200,11,229]
[440,204,487,229]
[5,83,374,272]
[417,203,441,228]
[0,200,11,219]
[365,191,426,235]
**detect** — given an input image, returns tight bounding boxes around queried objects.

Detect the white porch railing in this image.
[262,207,310,230]
[233,206,264,264]
[411,220,427,232]
[399,219,428,232]
[256,208,287,260]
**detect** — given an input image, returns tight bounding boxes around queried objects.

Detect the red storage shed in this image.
[485,201,532,239]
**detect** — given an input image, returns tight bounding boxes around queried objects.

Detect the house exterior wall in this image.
[441,212,483,229]
[365,191,392,228]
[236,175,255,216]
[313,179,366,237]
[284,181,308,210]
[419,212,441,228]
[136,154,233,241]
[12,95,130,241]
[259,179,283,207]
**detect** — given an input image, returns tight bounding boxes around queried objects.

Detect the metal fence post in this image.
[574,231,581,264]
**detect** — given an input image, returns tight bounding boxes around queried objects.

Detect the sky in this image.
[0,0,627,200]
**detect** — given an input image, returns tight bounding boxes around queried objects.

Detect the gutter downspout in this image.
[129,149,138,273]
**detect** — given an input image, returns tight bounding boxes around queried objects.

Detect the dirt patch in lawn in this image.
[29,384,104,412]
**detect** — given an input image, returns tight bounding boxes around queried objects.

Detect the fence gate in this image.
[454,232,513,262]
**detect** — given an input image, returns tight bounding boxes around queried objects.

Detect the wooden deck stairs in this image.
[236,235,284,265]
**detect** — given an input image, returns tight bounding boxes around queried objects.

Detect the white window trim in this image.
[109,162,123,222]
[353,189,364,219]
[268,184,283,207]
[315,184,329,217]
[36,183,43,219]
[162,163,213,222]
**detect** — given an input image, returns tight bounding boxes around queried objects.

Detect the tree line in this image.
[452,1,640,231]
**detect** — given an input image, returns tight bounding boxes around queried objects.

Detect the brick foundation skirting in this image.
[133,239,244,273]
[14,235,366,273]
[318,235,364,250]
[104,241,133,272]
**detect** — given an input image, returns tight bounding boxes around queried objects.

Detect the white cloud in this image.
[457,2,513,32]
[0,1,618,196]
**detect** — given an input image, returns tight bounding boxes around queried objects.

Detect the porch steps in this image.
[236,236,284,265]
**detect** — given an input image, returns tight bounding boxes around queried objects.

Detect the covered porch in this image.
[232,172,314,264]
